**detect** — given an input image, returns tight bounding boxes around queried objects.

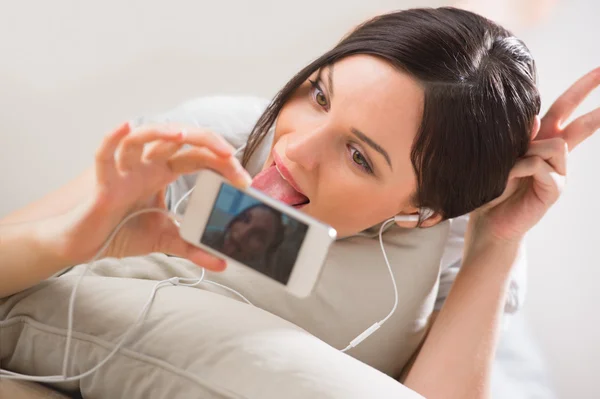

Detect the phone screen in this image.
[200,182,309,284]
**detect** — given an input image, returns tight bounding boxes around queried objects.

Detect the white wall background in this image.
[0,0,598,397]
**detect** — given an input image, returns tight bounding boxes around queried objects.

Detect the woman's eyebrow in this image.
[316,66,335,98]
[350,127,392,170]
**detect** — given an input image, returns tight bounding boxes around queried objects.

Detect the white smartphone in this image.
[179,170,337,297]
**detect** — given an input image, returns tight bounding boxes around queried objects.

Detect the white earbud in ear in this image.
[419,207,435,221]
[394,214,420,222]
[394,208,435,223]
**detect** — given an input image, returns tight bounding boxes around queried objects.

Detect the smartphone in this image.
[179,170,337,297]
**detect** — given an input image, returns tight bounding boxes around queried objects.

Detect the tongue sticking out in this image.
[251,165,309,206]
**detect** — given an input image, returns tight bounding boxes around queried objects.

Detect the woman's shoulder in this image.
[179,95,270,118]
[132,95,270,146]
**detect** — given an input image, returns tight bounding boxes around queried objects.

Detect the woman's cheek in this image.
[278,96,310,130]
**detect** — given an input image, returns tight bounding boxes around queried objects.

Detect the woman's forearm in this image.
[0,217,70,298]
[404,236,520,399]
[1,168,94,224]
[0,168,95,298]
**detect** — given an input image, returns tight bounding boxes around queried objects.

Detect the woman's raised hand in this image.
[472,67,600,242]
[48,123,251,270]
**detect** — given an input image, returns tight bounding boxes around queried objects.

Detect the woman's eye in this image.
[350,147,373,174]
[308,79,329,109]
[316,91,328,107]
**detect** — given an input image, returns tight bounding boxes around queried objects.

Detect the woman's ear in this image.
[530,115,541,141]
[418,213,443,228]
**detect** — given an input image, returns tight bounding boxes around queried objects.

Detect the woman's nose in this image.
[284,127,328,171]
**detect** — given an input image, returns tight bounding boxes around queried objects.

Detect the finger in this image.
[168,147,252,188]
[540,67,600,137]
[130,125,235,158]
[95,122,131,185]
[154,187,168,209]
[143,140,184,161]
[183,245,227,272]
[485,177,520,209]
[118,128,183,171]
[509,156,564,204]
[178,128,236,157]
[158,229,226,271]
[525,138,568,176]
[561,106,600,151]
[510,156,550,180]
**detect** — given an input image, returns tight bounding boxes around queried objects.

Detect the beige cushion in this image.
[1,256,426,398]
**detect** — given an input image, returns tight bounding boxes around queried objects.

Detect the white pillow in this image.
[0,254,424,399]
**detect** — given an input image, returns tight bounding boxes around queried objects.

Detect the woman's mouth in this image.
[273,165,310,207]
[292,201,309,209]
[272,153,310,207]
[250,154,310,208]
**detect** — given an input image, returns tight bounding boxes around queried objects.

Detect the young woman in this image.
[1,7,598,398]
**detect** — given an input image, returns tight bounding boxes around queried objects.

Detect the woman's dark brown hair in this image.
[242,7,540,220]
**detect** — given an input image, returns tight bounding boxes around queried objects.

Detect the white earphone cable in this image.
[340,218,398,352]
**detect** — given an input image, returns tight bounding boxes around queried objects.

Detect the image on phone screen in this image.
[201,182,309,284]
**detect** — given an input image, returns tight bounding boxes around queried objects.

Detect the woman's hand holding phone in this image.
[47,123,251,271]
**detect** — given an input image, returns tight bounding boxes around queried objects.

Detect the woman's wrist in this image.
[34,196,113,267]
[34,212,83,269]
[0,218,72,298]
[463,213,523,275]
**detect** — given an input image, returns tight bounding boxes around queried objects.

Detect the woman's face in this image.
[224,207,279,260]
[259,55,424,237]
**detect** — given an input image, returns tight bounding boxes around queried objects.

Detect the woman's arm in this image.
[434,215,528,315]
[0,217,71,298]
[404,234,519,398]
[0,168,98,297]
[0,123,250,299]
[1,168,95,225]
[404,67,600,399]
[398,217,527,382]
